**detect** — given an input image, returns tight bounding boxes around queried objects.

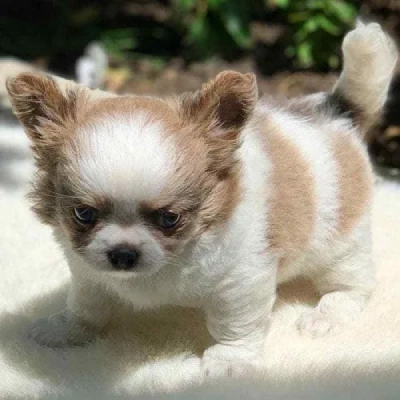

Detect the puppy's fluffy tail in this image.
[331,21,398,133]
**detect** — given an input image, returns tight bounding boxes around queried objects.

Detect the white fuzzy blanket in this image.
[1,122,400,400]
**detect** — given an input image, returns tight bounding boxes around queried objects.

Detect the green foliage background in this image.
[0,0,358,71]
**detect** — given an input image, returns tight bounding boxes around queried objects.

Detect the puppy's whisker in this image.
[40,189,81,200]
[166,253,192,266]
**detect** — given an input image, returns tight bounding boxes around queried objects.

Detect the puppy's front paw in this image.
[296,310,341,338]
[201,344,260,379]
[28,310,99,348]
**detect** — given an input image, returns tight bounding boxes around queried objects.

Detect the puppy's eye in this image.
[74,206,98,225]
[154,209,181,230]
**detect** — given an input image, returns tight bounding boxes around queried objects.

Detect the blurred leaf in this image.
[297,41,313,67]
[208,0,223,10]
[176,0,196,10]
[285,45,296,57]
[306,0,325,11]
[220,11,252,49]
[277,0,358,69]
[101,29,137,59]
[273,0,290,8]
[187,16,207,43]
[328,54,339,68]
[315,15,340,35]
[288,11,309,23]
[329,1,357,23]
[294,19,317,42]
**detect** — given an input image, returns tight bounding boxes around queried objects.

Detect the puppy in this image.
[7,22,397,377]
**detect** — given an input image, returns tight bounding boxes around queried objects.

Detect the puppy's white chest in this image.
[108,266,207,309]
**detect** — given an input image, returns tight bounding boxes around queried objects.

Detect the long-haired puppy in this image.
[7,22,397,377]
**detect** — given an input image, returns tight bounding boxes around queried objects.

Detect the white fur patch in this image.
[75,112,177,203]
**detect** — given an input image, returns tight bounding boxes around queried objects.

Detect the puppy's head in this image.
[7,71,257,277]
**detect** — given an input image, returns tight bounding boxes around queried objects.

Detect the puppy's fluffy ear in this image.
[183,71,258,134]
[181,71,258,174]
[6,73,78,149]
[7,73,82,225]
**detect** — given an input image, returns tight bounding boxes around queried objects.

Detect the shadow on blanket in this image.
[0,277,319,392]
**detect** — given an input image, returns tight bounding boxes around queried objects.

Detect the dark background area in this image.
[1,0,399,171]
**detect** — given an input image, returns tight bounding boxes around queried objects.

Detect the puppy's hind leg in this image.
[297,221,375,338]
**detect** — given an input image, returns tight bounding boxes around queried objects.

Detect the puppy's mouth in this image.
[102,265,164,281]
[83,256,165,278]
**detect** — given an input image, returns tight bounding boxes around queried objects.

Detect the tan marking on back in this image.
[259,118,316,266]
[331,133,373,234]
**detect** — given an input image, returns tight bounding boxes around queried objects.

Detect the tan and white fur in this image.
[6,22,398,378]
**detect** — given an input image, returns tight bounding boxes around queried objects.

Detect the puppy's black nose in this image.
[107,247,140,270]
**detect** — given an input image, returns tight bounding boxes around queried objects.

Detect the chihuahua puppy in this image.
[7,22,397,377]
